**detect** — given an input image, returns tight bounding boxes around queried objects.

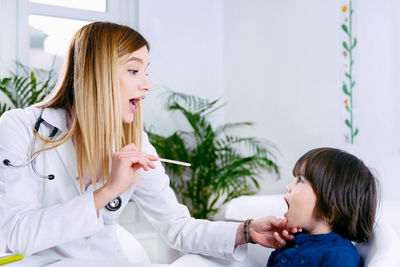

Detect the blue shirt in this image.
[267,232,361,267]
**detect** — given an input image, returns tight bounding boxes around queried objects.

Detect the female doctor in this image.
[0,22,297,263]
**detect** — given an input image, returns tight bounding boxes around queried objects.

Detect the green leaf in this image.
[0,102,11,117]
[345,72,351,80]
[351,81,356,88]
[342,83,350,96]
[345,119,352,128]
[341,24,349,34]
[342,42,350,52]
[0,84,17,107]
[345,105,351,113]
[0,62,55,113]
[353,128,359,137]
[0,77,11,85]
[352,37,357,49]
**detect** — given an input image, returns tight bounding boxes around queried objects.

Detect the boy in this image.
[267,148,377,266]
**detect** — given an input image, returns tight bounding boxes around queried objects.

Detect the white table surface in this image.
[3,255,169,267]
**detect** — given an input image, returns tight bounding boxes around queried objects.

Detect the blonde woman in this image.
[0,22,298,263]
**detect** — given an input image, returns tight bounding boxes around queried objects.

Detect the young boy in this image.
[267,147,377,266]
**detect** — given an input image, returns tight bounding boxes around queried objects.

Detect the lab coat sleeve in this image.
[0,109,104,255]
[131,132,247,261]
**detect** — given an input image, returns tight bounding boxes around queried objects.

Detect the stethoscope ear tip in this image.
[3,159,10,166]
[48,174,55,180]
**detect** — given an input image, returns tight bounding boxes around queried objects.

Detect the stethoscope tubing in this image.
[3,153,39,168]
[2,111,120,210]
[2,112,57,180]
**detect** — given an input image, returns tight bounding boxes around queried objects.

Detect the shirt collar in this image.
[41,108,68,133]
[294,232,339,244]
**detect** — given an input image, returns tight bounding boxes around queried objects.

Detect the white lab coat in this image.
[0,107,247,263]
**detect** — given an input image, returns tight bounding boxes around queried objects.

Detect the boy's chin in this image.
[286,221,295,229]
[285,219,300,230]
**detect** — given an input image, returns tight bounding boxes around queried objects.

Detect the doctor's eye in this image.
[128,69,139,75]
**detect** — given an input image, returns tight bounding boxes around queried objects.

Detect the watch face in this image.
[106,196,122,211]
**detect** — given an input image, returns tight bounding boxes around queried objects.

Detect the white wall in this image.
[224,0,343,194]
[224,0,400,205]
[355,0,400,205]
[0,0,18,77]
[138,0,225,135]
[0,0,18,109]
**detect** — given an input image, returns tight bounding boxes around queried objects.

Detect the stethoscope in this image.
[2,113,122,211]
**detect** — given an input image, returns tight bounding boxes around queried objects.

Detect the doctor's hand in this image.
[94,143,158,212]
[235,216,301,249]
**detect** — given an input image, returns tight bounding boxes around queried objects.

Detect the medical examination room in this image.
[0,0,399,266]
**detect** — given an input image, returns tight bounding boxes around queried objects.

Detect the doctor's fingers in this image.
[273,232,288,248]
[115,151,158,161]
[116,154,156,171]
[120,142,138,152]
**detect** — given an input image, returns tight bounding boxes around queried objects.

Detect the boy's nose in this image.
[285,182,293,193]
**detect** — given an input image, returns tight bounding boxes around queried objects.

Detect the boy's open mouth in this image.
[284,197,290,217]
[284,197,290,209]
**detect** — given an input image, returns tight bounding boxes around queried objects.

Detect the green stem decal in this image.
[342,1,358,144]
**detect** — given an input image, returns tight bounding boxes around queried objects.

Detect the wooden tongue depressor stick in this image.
[159,158,191,167]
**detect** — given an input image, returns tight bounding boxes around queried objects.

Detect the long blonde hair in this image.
[36,22,149,191]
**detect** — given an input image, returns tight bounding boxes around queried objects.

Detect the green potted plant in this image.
[147,90,279,219]
[0,62,56,116]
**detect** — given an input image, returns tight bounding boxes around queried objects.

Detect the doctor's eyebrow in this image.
[128,56,143,63]
[127,56,150,67]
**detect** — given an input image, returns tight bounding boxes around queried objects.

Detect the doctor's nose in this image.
[141,76,152,92]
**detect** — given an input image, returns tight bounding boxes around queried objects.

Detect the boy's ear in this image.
[327,208,337,226]
[313,204,334,225]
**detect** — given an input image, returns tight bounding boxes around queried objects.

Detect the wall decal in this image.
[342,1,358,144]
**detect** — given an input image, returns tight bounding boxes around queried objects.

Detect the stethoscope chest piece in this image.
[106,196,122,211]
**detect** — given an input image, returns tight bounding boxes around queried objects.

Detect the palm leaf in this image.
[147,89,279,219]
[0,63,55,118]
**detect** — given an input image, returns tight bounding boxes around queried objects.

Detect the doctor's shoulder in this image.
[0,107,42,146]
[141,131,163,161]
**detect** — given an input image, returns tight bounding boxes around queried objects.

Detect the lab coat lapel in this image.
[41,108,81,193]
[55,139,81,193]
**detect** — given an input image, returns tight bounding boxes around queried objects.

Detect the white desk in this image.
[4,255,169,267]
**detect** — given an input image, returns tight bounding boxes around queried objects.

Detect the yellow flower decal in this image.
[342,5,347,13]
[344,99,348,105]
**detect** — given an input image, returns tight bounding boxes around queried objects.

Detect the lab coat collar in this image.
[41,108,69,133]
[41,107,81,193]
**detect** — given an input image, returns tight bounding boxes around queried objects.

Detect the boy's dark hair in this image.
[292,147,377,242]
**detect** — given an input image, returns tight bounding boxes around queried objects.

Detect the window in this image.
[17,0,121,71]
[29,15,90,70]
[29,0,107,12]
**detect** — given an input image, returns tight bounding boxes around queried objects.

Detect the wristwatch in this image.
[244,218,256,244]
